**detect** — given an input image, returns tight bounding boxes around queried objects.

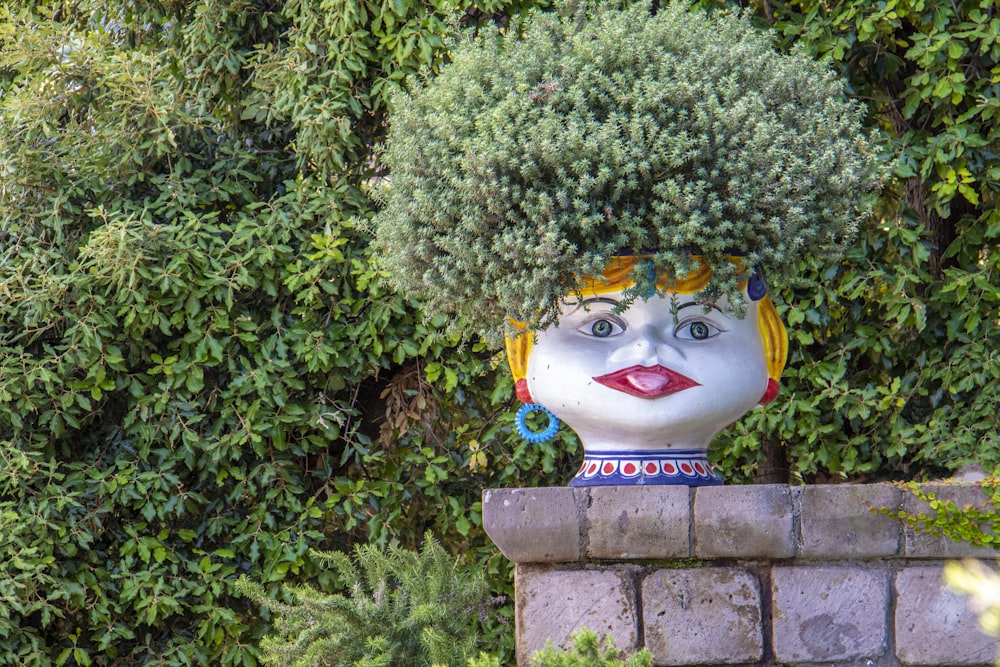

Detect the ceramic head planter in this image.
[505,257,787,485]
[374,1,885,485]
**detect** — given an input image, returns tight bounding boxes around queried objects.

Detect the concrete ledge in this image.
[484,483,1000,563]
[482,487,582,563]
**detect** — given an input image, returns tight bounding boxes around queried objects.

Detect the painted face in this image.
[526,290,769,452]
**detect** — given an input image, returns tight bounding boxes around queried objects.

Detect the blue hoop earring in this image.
[515,404,560,443]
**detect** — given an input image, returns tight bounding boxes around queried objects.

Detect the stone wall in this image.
[482,483,1000,667]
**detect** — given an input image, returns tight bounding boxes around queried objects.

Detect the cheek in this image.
[525,340,599,403]
[712,362,769,407]
[701,347,767,379]
[677,337,769,408]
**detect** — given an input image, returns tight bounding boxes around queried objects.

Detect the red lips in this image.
[593,365,701,399]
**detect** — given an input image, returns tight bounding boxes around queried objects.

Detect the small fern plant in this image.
[237,533,499,667]
[530,630,653,667]
[468,629,653,667]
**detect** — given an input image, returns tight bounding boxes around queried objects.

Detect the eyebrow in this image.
[564,297,620,307]
[676,301,724,314]
[562,297,620,315]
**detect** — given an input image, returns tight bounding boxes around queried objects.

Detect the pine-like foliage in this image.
[375,0,885,340]
[238,533,496,667]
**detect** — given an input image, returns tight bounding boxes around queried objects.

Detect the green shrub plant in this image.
[238,533,502,667]
[529,631,653,667]
[243,534,648,667]
[375,0,883,338]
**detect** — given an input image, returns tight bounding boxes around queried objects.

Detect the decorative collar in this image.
[569,449,723,487]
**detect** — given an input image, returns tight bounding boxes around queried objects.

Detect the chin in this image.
[559,412,742,448]
[553,392,757,433]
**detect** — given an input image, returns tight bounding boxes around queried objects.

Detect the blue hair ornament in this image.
[515,404,560,443]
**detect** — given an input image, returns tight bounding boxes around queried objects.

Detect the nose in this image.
[607,323,687,366]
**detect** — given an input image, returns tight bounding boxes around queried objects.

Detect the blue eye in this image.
[579,316,625,338]
[675,320,721,340]
[592,320,614,337]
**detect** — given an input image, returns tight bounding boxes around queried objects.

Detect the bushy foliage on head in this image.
[375,0,885,342]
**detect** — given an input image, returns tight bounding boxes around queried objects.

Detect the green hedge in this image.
[0,1,560,664]
[706,0,999,482]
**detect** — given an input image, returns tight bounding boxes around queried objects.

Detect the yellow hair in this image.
[505,257,787,390]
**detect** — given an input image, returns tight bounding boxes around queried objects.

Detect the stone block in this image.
[772,565,888,663]
[642,567,763,664]
[584,486,690,559]
[798,484,902,557]
[515,565,638,666]
[482,488,581,563]
[899,483,1000,559]
[693,484,794,558]
[895,565,998,665]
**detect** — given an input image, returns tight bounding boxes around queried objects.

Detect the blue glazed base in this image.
[568,449,723,486]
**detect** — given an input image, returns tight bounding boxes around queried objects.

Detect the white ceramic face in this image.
[526,290,769,452]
